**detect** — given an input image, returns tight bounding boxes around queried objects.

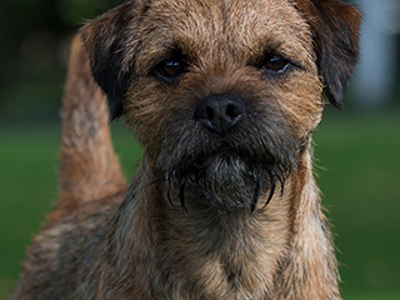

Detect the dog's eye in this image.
[156,59,187,82]
[263,56,290,73]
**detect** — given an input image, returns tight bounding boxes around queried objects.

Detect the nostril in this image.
[226,103,241,119]
[205,106,215,121]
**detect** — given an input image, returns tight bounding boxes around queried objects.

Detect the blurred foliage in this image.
[0,0,121,119]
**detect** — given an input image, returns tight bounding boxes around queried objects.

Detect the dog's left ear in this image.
[80,3,139,120]
[295,0,361,108]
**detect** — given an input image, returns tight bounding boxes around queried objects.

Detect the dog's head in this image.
[82,0,360,212]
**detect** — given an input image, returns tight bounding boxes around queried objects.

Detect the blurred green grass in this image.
[1,112,399,299]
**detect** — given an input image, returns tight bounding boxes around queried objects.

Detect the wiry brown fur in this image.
[51,36,127,224]
[13,0,360,299]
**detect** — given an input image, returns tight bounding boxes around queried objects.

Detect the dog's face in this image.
[82,0,360,212]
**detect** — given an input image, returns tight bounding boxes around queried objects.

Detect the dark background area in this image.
[0,0,121,123]
[1,1,400,299]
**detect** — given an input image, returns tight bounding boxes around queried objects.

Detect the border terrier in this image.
[13,0,361,299]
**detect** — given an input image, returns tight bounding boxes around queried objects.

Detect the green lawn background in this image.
[1,111,399,299]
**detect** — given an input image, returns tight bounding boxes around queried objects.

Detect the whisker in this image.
[196,176,227,214]
[263,167,277,209]
[275,164,289,196]
[178,176,188,213]
[149,177,165,186]
[166,173,174,208]
[251,168,261,212]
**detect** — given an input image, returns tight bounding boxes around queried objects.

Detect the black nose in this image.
[194,94,245,134]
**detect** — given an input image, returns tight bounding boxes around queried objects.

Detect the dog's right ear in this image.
[81,3,138,120]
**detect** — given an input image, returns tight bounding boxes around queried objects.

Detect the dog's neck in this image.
[109,151,340,299]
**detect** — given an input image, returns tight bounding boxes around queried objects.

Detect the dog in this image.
[13,0,360,299]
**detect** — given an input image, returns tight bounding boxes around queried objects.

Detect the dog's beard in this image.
[160,151,288,214]
[155,109,298,214]
[177,153,260,213]
[203,153,258,211]
[157,139,295,214]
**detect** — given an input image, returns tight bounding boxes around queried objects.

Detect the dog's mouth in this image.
[154,108,299,213]
[158,146,287,214]
[197,151,263,212]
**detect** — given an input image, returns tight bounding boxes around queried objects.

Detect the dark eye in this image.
[155,58,187,82]
[263,56,290,73]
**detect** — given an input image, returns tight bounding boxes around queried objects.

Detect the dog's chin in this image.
[164,151,270,213]
[200,153,260,211]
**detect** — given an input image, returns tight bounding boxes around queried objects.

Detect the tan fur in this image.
[13,0,360,299]
[48,36,127,225]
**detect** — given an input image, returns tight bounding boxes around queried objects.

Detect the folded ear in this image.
[295,0,361,108]
[80,3,137,120]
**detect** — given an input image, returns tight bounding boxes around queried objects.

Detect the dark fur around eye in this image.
[262,56,291,74]
[151,48,188,83]
[155,59,187,81]
[252,48,299,77]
